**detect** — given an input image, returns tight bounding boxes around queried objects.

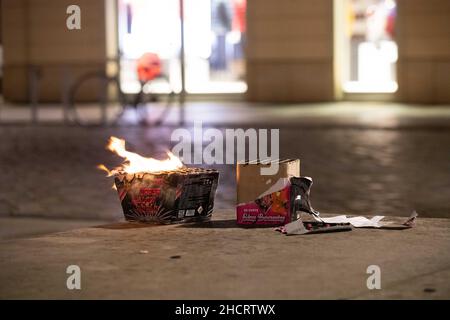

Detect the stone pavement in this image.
[0,210,449,299]
[1,102,450,220]
[0,217,107,240]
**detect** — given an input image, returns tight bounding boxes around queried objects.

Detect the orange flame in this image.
[98,136,184,175]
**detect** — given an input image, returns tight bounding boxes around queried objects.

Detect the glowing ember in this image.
[98,136,184,175]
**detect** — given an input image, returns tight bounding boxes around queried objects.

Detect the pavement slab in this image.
[0,210,449,299]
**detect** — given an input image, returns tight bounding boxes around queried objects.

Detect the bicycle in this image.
[67,57,176,126]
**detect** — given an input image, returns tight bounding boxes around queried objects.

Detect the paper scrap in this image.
[284,219,309,235]
[348,216,385,228]
[276,218,352,235]
[313,211,418,228]
[402,210,418,227]
[315,215,384,227]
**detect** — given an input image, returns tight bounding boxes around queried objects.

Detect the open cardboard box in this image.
[236,159,300,225]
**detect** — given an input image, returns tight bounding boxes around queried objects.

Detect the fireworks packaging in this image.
[236,159,319,226]
[114,168,219,223]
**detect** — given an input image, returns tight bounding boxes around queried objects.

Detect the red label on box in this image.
[131,187,161,213]
[236,184,291,226]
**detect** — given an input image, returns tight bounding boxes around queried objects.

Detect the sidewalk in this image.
[0,210,449,299]
[0,217,107,240]
[2,101,450,128]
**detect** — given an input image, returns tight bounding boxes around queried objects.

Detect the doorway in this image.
[336,0,398,94]
[117,0,247,95]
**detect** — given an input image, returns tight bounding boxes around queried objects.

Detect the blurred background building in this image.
[1,0,449,104]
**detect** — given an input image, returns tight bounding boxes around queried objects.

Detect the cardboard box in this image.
[236,159,300,225]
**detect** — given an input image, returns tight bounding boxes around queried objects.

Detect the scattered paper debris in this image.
[312,211,418,228]
[402,210,418,227]
[283,219,308,235]
[276,218,352,235]
[276,211,419,235]
[315,215,385,228]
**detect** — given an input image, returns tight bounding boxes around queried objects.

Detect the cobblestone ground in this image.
[0,122,449,220]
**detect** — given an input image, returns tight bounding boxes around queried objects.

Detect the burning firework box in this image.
[236,159,300,226]
[114,168,219,224]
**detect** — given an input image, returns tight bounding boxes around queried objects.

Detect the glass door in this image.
[340,0,398,93]
[184,0,247,93]
[118,0,247,94]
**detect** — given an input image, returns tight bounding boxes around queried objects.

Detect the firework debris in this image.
[276,211,419,236]
[114,168,219,224]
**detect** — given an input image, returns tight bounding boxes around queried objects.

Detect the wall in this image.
[0,0,4,95]
[396,0,450,103]
[1,0,110,102]
[246,0,335,102]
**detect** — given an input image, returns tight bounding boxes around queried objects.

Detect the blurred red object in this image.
[136,53,162,82]
[385,8,396,38]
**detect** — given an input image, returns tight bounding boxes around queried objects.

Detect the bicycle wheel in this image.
[68,71,126,126]
[138,75,177,126]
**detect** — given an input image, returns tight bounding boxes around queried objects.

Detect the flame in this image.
[98,136,184,175]
[97,164,113,177]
